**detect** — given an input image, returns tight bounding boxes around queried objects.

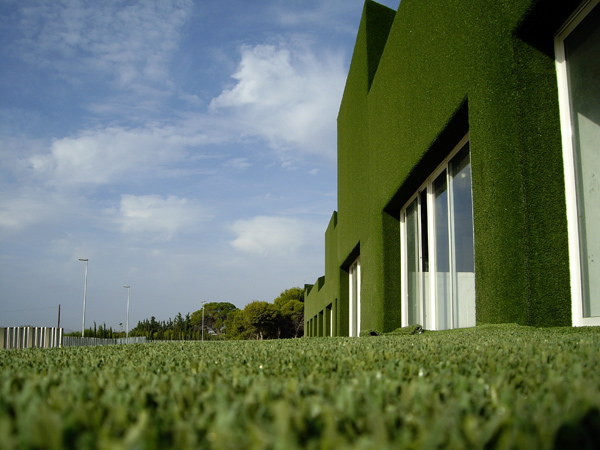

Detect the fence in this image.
[0,327,147,349]
[61,336,147,347]
[0,327,63,349]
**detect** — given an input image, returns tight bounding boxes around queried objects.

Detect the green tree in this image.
[243,301,278,340]
[174,313,185,340]
[273,287,304,310]
[185,313,192,339]
[280,299,304,338]
[223,309,250,340]
[191,302,238,338]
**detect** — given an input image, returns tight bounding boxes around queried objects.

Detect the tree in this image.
[184,313,192,339]
[272,287,304,338]
[273,287,304,310]
[243,301,278,340]
[191,302,238,338]
[224,309,250,340]
[174,312,185,340]
[125,286,304,341]
[280,299,304,338]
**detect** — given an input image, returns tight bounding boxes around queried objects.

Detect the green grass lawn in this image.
[1,324,599,449]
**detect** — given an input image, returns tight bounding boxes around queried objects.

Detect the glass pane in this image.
[565,4,600,317]
[356,259,360,334]
[434,171,451,330]
[420,190,429,272]
[353,264,357,334]
[450,144,476,328]
[350,261,359,336]
[406,199,421,325]
[419,190,430,327]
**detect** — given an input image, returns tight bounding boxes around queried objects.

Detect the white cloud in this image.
[0,0,354,330]
[28,125,214,187]
[117,194,211,241]
[210,40,346,161]
[14,0,192,93]
[230,215,318,257]
[224,157,252,170]
[272,0,363,33]
[24,36,344,187]
[0,189,61,230]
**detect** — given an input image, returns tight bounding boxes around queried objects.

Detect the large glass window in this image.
[451,145,476,328]
[349,257,361,336]
[556,0,600,325]
[405,198,421,325]
[401,135,475,330]
[434,170,451,330]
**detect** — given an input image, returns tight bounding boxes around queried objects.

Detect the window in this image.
[556,0,600,326]
[349,257,361,336]
[400,134,475,330]
[326,303,333,337]
[319,311,324,336]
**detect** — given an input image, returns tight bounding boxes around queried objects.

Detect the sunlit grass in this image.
[1,324,599,449]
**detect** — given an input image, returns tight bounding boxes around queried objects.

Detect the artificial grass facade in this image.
[305,0,585,335]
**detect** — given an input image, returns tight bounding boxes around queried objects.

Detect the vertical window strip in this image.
[400,134,474,330]
[349,257,361,336]
[555,0,600,326]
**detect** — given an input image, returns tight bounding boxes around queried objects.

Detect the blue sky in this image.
[0,0,398,332]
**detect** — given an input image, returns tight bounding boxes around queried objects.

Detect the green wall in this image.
[305,0,579,335]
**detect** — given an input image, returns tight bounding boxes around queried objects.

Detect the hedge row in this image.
[1,324,599,449]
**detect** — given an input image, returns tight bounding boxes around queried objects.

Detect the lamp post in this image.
[123,285,130,339]
[201,301,206,342]
[78,258,88,337]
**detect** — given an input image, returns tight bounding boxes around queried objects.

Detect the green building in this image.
[304,0,600,335]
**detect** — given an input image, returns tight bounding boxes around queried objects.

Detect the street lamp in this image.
[78,258,88,337]
[201,301,206,342]
[123,285,130,339]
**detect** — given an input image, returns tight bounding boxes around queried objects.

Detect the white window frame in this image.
[326,303,334,337]
[555,0,600,326]
[400,133,474,330]
[349,256,361,336]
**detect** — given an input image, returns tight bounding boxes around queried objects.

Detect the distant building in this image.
[304,0,600,335]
